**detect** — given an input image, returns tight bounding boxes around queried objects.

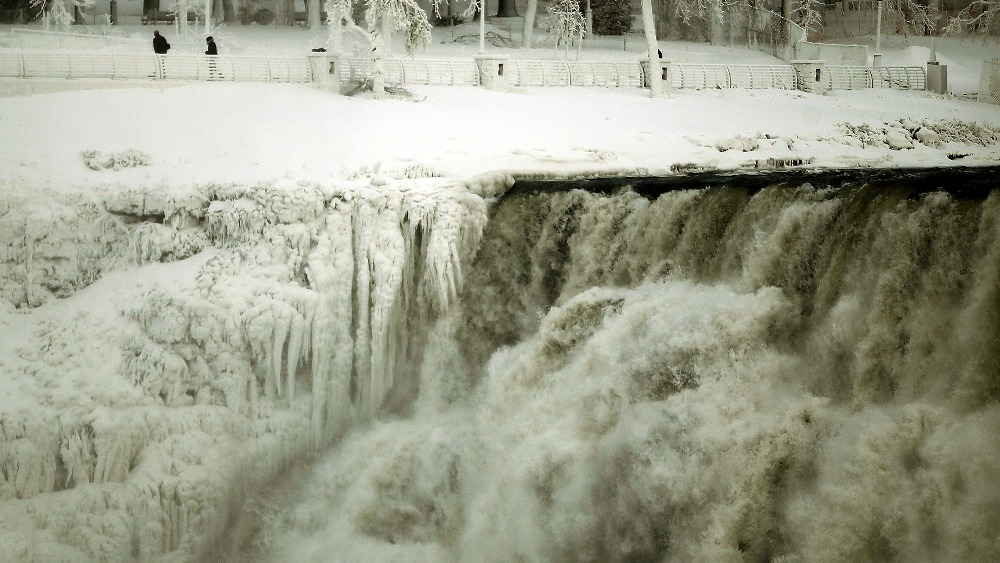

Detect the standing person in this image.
[205,36,220,79]
[152,30,170,54]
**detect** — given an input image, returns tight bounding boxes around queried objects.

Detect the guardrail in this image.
[666,64,797,90]
[506,60,644,88]
[340,57,479,86]
[826,66,926,90]
[0,52,312,82]
[0,49,931,94]
[338,57,644,88]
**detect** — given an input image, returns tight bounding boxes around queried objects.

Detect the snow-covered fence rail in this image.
[825,66,926,90]
[0,52,313,82]
[339,57,479,86]
[505,60,643,88]
[868,66,925,90]
[980,60,1000,106]
[339,57,642,88]
[666,63,797,90]
[826,65,872,89]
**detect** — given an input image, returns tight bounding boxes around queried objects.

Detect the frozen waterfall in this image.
[1,168,998,562]
[263,170,1000,563]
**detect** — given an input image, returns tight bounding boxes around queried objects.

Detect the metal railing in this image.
[0,49,932,94]
[505,60,644,88]
[339,57,644,88]
[340,57,480,86]
[667,63,797,90]
[0,52,312,82]
[825,66,926,90]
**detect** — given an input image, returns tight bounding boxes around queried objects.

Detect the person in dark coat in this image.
[205,36,217,55]
[152,30,170,54]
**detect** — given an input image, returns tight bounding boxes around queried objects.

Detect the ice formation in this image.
[0,173,496,560]
[2,168,1000,561]
[265,178,1000,562]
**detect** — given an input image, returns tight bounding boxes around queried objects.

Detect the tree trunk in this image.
[381,15,393,53]
[522,0,537,47]
[709,1,723,45]
[496,0,517,17]
[308,0,321,30]
[641,0,660,97]
[222,0,235,23]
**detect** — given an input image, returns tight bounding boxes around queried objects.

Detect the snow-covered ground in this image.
[0,19,999,561]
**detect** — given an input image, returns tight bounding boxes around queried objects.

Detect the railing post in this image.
[307,52,340,93]
[474,54,509,90]
[791,60,827,94]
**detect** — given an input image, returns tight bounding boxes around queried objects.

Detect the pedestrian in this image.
[205,36,220,79]
[152,30,170,54]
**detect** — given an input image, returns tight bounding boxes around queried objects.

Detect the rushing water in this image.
[249,168,1000,562]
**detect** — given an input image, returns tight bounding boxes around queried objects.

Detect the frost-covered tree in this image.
[790,0,823,36]
[547,0,586,57]
[30,0,92,29]
[325,0,436,97]
[523,0,538,46]
[163,0,198,36]
[589,0,632,35]
[641,0,660,97]
[945,1,999,37]
[877,0,935,36]
[306,0,321,29]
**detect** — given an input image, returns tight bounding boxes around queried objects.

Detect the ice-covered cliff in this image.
[0,171,505,561]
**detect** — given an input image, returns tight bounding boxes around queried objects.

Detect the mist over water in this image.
[258,172,1000,562]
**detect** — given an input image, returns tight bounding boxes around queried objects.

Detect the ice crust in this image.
[0,173,499,561]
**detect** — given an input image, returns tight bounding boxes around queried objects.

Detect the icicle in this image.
[272,306,289,399]
[286,312,304,402]
[352,198,375,415]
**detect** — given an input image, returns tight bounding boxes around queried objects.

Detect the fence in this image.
[338,57,645,88]
[0,49,931,94]
[0,52,312,82]
[810,65,925,91]
[505,60,644,88]
[340,57,479,86]
[666,63,797,90]
[980,60,1000,106]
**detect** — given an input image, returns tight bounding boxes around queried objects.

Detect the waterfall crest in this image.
[269,175,1000,562]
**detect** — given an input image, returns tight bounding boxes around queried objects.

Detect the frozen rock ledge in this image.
[0,171,508,561]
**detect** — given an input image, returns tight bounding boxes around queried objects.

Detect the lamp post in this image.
[874,0,882,67]
[479,0,485,53]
